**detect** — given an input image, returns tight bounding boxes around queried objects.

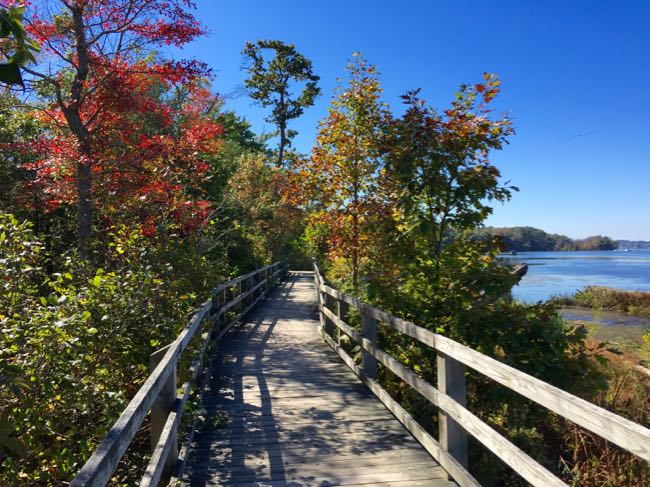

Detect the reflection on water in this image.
[499,250,650,303]
[560,308,649,327]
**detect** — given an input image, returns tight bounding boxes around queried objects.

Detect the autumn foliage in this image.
[289,55,391,289]
[26,71,222,234]
[10,0,214,254]
[0,3,645,483]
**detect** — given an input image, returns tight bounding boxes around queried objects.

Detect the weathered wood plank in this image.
[201,461,447,484]
[184,272,450,486]
[361,311,378,379]
[316,263,650,479]
[200,448,435,473]
[148,345,177,482]
[438,351,468,471]
[193,441,424,459]
[201,429,415,449]
[139,383,190,487]
[337,296,348,345]
[203,464,449,486]
[320,330,478,487]
[435,334,650,461]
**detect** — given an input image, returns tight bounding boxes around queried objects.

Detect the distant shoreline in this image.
[474,226,650,252]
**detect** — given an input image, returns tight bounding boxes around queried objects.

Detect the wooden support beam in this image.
[437,351,468,473]
[337,298,348,346]
[323,293,336,338]
[149,345,177,484]
[361,312,377,379]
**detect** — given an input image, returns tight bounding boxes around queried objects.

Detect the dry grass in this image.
[561,351,649,486]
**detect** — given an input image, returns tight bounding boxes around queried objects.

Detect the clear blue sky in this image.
[181,0,650,240]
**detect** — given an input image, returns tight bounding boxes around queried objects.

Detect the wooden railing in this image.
[72,262,288,487]
[313,264,650,487]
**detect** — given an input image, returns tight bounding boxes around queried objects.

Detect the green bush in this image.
[0,215,207,484]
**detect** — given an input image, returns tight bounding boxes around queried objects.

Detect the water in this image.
[499,250,650,303]
[560,308,648,327]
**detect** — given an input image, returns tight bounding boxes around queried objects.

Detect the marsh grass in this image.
[582,322,650,365]
[561,350,650,486]
[554,286,650,318]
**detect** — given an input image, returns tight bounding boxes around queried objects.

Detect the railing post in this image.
[315,276,326,335]
[361,312,377,379]
[149,344,177,480]
[336,298,348,346]
[211,293,220,333]
[437,351,468,471]
[323,293,336,338]
[221,288,226,328]
[264,267,268,293]
[236,281,242,315]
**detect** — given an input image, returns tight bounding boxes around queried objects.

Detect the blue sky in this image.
[181,0,650,240]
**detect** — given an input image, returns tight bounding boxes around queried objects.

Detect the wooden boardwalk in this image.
[183,271,454,486]
[73,265,649,487]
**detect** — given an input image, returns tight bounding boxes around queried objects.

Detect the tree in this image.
[576,235,616,250]
[242,39,320,167]
[383,76,516,266]
[289,54,390,289]
[8,0,208,258]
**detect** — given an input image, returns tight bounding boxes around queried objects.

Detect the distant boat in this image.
[510,250,517,255]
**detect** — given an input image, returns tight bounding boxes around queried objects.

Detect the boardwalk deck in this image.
[183,271,455,486]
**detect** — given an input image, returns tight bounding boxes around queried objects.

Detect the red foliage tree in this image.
[4,0,213,256]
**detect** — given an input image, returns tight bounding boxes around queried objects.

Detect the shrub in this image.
[0,216,205,485]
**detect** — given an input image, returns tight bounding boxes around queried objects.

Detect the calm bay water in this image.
[499,250,650,303]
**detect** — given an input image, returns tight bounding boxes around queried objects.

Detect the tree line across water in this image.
[470,226,617,251]
[0,2,647,486]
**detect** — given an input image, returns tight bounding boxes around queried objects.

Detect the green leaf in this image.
[92,275,102,287]
[0,433,26,458]
[0,63,23,86]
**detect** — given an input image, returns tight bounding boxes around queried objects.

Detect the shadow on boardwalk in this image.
[184,272,451,486]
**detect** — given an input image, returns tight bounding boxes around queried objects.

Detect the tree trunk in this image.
[277,120,286,167]
[76,140,93,260]
[352,170,360,290]
[68,5,93,259]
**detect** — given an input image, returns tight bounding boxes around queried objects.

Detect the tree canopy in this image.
[11,0,209,258]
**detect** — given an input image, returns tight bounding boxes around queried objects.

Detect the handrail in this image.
[312,263,650,487]
[72,262,288,487]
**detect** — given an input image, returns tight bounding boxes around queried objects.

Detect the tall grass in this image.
[554,286,650,318]
[561,349,650,486]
